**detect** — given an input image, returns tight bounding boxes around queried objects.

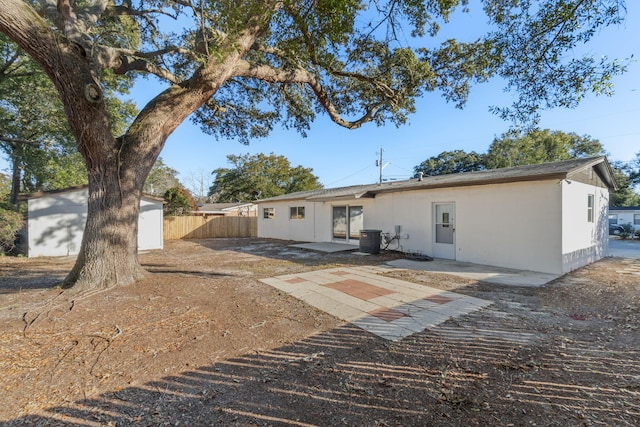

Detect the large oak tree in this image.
[0,0,628,289]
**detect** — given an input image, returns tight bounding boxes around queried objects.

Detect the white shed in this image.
[24,186,164,257]
[257,157,616,275]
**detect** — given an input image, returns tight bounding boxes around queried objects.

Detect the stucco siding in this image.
[365,181,563,274]
[257,201,318,242]
[365,190,433,254]
[258,181,567,273]
[27,190,87,257]
[454,181,563,274]
[561,181,609,272]
[27,188,163,257]
[256,157,613,275]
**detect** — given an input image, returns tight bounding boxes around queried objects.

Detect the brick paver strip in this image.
[285,277,307,284]
[424,295,454,305]
[322,279,395,301]
[331,270,352,276]
[369,308,407,322]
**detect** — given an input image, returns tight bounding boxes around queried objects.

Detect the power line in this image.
[325,164,375,187]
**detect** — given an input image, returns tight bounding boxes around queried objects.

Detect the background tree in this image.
[0,173,23,254]
[163,186,198,216]
[0,34,81,203]
[182,169,211,205]
[414,129,638,206]
[0,34,136,204]
[414,150,485,177]
[415,129,606,175]
[0,1,628,289]
[484,129,606,169]
[143,157,182,197]
[210,153,322,202]
[610,161,640,207]
[629,152,640,189]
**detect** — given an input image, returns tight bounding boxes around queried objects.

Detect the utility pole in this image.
[200,174,204,203]
[376,148,391,184]
[377,147,383,184]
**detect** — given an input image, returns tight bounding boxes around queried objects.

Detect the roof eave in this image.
[367,172,571,196]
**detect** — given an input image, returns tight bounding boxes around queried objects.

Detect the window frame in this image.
[289,206,305,220]
[587,194,594,223]
[263,207,274,219]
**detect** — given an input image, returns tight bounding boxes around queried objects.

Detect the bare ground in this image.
[0,238,639,426]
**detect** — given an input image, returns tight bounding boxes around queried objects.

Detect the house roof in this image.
[19,185,165,202]
[258,156,616,203]
[196,202,256,213]
[609,206,640,211]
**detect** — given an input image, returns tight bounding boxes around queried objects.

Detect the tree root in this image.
[89,325,123,376]
[21,288,109,337]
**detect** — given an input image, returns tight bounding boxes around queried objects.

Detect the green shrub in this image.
[619,223,635,240]
[0,207,24,255]
[163,186,198,216]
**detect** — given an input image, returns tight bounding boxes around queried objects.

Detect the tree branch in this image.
[234,61,389,130]
[112,54,181,84]
[0,50,35,82]
[0,136,41,147]
[55,0,109,42]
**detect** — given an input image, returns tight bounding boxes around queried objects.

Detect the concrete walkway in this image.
[289,242,359,253]
[385,258,559,287]
[260,266,491,341]
[289,242,560,287]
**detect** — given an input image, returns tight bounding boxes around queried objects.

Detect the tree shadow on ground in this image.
[7,309,639,426]
[0,263,69,293]
[186,237,407,270]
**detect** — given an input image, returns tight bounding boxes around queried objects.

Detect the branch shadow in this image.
[6,312,639,426]
[184,237,406,269]
[0,261,70,293]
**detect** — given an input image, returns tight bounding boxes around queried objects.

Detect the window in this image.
[587,194,594,223]
[263,207,274,219]
[290,206,305,219]
[635,214,640,226]
[609,214,618,225]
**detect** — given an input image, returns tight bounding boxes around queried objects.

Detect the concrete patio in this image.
[260,266,492,341]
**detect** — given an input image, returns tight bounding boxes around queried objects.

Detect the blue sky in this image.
[2,2,638,192]
[154,2,639,191]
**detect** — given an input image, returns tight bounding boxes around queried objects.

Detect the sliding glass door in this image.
[333,205,363,241]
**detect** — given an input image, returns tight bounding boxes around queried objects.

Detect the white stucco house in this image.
[23,186,164,257]
[257,157,616,275]
[608,206,640,234]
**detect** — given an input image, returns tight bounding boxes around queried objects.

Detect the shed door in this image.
[433,203,455,259]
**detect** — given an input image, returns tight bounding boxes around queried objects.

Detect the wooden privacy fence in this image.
[163,216,257,240]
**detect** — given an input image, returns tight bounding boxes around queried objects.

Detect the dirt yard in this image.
[0,238,638,426]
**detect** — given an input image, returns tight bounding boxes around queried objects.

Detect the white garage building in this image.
[257,157,616,275]
[24,186,164,257]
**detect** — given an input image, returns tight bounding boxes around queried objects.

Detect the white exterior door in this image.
[433,203,455,259]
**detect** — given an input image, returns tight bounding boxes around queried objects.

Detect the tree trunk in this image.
[63,166,147,290]
[9,150,21,206]
[0,0,263,290]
